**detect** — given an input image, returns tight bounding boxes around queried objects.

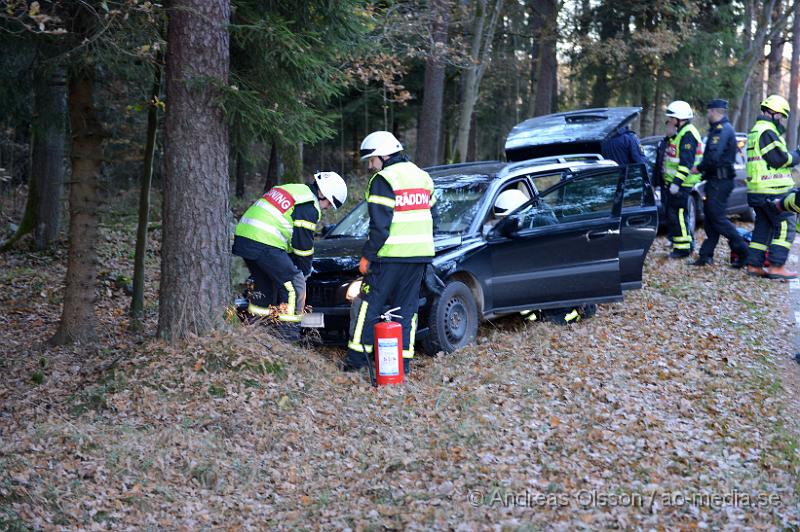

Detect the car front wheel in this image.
[423,281,478,355]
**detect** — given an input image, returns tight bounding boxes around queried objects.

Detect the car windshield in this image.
[327,179,490,238]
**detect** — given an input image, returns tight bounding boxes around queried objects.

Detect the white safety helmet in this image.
[314,171,347,210]
[665,100,693,120]
[493,189,528,217]
[359,131,403,160]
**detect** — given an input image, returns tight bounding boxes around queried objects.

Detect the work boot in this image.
[339,349,369,372]
[668,250,690,259]
[766,264,798,280]
[730,252,748,269]
[746,265,766,277]
[403,358,410,376]
[690,256,714,266]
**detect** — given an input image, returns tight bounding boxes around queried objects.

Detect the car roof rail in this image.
[498,153,607,176]
[424,160,501,172]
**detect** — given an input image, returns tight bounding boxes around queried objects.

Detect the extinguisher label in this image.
[377,337,400,376]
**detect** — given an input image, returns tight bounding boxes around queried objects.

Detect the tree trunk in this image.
[158,0,231,342]
[416,0,450,167]
[652,68,663,135]
[264,138,278,192]
[280,140,302,183]
[788,2,800,147]
[50,62,103,346]
[1,64,67,252]
[33,64,67,250]
[235,148,246,198]
[529,0,558,117]
[131,62,162,326]
[767,1,785,95]
[455,0,504,162]
[731,0,780,127]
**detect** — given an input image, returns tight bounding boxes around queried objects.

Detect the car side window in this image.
[529,172,563,193]
[512,171,620,229]
[622,165,644,208]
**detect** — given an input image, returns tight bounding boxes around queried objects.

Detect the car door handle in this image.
[585,229,615,241]
[625,215,652,227]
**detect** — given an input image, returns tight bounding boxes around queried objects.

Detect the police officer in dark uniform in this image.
[692,99,749,267]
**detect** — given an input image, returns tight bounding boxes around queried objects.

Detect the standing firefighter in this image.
[342,131,435,374]
[692,99,749,267]
[745,94,800,280]
[233,172,347,339]
[663,100,703,258]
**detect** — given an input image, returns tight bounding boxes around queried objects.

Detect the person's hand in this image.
[359,257,369,275]
[669,183,680,195]
[773,198,785,213]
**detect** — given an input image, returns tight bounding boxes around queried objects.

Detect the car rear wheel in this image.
[423,281,478,355]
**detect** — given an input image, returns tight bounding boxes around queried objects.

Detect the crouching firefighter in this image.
[342,131,435,374]
[232,172,347,340]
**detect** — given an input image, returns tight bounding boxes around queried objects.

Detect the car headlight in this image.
[345,278,363,302]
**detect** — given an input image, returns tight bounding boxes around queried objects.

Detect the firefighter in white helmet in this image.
[342,131,436,374]
[233,171,347,340]
[663,100,703,258]
[483,188,528,235]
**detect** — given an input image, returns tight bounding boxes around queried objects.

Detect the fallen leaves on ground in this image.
[1,225,799,529]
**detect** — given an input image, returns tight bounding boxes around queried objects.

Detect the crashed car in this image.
[307,156,657,354]
[640,133,755,232]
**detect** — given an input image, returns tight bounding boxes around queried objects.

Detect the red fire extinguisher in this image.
[373,307,404,386]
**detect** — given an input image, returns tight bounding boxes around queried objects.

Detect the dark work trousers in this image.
[243,246,306,321]
[345,261,425,370]
[698,178,748,260]
[746,193,797,268]
[666,188,694,254]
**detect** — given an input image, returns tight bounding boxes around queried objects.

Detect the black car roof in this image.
[424,156,616,188]
[505,107,642,159]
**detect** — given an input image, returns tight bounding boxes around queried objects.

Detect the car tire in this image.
[423,281,478,355]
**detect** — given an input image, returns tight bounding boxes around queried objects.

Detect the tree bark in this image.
[158,0,231,342]
[50,62,103,346]
[1,64,67,252]
[788,2,800,147]
[416,0,450,168]
[235,147,246,198]
[131,62,162,326]
[33,64,67,250]
[264,138,278,192]
[767,1,786,95]
[280,140,301,183]
[455,0,504,162]
[528,0,558,117]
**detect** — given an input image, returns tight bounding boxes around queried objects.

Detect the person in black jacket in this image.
[691,99,749,267]
[601,124,648,167]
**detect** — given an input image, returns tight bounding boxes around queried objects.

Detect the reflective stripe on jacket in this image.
[366,162,435,258]
[235,184,321,251]
[665,123,703,187]
[746,120,796,194]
